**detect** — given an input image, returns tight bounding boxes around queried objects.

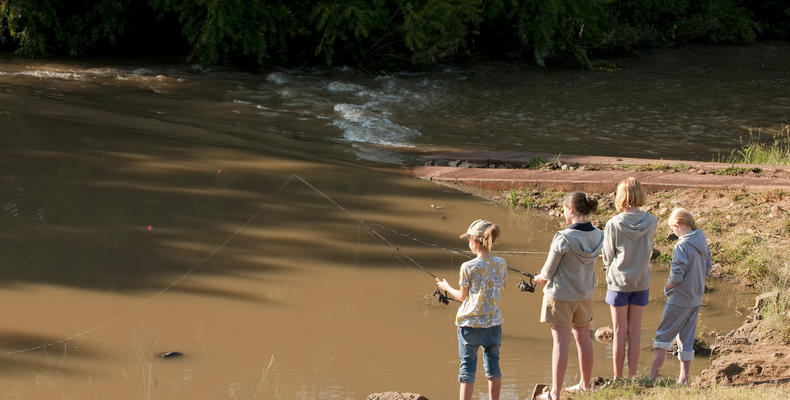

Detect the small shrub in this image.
[711,166,758,176]
[761,295,790,344]
[526,156,546,169]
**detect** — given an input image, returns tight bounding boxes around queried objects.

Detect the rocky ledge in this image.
[695,291,790,387]
[367,392,429,400]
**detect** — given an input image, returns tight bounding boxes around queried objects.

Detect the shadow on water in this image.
[0,112,470,298]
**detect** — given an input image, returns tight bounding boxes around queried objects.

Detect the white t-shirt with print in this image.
[455,256,507,328]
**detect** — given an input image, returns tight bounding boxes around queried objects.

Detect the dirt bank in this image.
[695,292,790,387]
[400,151,790,388]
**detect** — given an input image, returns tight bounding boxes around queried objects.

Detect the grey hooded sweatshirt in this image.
[537,223,604,302]
[602,211,658,292]
[666,229,712,307]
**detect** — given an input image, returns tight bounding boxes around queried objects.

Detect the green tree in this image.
[150,0,299,67]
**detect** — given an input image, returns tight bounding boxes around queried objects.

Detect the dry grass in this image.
[572,379,790,400]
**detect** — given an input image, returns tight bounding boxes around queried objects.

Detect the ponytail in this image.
[479,224,500,251]
[564,191,598,215]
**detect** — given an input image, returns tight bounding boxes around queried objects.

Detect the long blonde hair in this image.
[615,177,645,212]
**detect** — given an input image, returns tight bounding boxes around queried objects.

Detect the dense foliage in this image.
[1,0,788,70]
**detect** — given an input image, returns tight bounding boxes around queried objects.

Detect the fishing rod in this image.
[368,222,539,294]
[293,175,462,305]
[295,175,539,305]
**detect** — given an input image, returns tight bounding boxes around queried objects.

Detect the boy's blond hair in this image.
[615,177,645,212]
[668,207,697,230]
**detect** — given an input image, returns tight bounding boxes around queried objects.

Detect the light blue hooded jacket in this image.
[666,229,712,307]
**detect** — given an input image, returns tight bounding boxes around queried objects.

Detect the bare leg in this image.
[610,305,628,379]
[488,377,501,400]
[677,360,691,386]
[649,349,667,381]
[460,382,474,400]
[627,304,645,378]
[551,325,571,400]
[572,324,594,390]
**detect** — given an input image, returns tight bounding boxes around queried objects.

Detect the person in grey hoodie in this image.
[649,208,712,385]
[534,192,604,400]
[602,177,658,379]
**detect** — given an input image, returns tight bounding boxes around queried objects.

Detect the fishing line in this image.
[368,222,549,257]
[291,175,441,280]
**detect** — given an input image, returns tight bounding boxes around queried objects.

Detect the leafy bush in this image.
[0,0,782,69]
[149,0,299,67]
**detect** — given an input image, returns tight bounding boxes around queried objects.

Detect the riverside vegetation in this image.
[1,0,789,71]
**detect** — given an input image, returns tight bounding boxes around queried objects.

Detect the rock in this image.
[667,232,678,241]
[157,351,183,358]
[561,163,568,170]
[577,165,586,171]
[367,392,429,400]
[448,160,461,167]
[667,338,711,357]
[754,290,781,312]
[650,248,661,260]
[594,326,614,343]
[424,160,436,166]
[696,294,790,387]
[697,169,706,174]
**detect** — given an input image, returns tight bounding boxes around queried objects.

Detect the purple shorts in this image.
[605,289,649,307]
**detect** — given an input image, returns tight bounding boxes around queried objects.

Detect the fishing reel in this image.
[433,288,451,305]
[518,277,536,293]
[508,266,536,293]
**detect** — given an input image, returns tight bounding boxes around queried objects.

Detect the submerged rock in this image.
[367,392,428,400]
[594,326,614,343]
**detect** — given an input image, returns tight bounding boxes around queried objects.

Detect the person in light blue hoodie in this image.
[534,192,604,400]
[649,208,712,385]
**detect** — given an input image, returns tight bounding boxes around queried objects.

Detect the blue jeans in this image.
[457,325,502,383]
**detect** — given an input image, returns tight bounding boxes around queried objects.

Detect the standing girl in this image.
[649,208,712,385]
[602,177,657,379]
[534,192,603,400]
[436,219,507,400]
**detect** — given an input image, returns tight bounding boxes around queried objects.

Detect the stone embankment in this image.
[408,151,790,194]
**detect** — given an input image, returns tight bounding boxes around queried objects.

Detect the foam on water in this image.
[332,103,420,147]
[266,72,289,85]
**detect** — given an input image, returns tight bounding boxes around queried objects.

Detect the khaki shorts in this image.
[540,296,593,328]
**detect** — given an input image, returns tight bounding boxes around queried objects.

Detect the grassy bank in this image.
[718,125,790,166]
[570,378,790,400]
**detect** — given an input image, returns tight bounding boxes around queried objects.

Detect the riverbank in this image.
[401,152,790,395]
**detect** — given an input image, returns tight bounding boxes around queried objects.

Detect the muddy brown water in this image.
[0,52,768,398]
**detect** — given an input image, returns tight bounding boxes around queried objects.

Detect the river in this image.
[0,42,784,399]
